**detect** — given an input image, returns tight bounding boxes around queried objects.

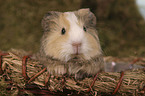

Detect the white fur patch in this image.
[65,12,84,42]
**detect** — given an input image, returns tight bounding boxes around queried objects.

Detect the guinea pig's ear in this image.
[78,8,96,25]
[41,11,60,32]
[78,8,90,15]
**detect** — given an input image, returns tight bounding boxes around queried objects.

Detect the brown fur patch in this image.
[42,13,72,61]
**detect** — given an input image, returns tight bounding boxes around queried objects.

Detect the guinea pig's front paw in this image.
[47,65,67,75]
[75,70,92,80]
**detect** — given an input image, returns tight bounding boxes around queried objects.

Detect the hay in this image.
[0,49,145,96]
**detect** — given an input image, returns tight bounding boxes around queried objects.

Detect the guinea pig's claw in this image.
[75,70,91,80]
[47,65,67,75]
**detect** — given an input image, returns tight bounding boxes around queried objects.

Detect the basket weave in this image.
[0,49,145,96]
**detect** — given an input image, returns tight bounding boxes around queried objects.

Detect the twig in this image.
[86,72,100,92]
[130,58,141,65]
[0,52,9,74]
[28,68,47,83]
[112,71,124,95]
[45,73,51,88]
[22,56,31,80]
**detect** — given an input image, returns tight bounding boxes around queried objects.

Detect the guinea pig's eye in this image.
[83,26,87,32]
[61,28,66,35]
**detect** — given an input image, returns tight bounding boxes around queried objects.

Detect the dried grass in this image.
[0,49,145,96]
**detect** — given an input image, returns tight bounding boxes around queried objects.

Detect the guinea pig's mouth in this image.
[72,52,80,55]
[70,54,84,60]
[73,49,80,55]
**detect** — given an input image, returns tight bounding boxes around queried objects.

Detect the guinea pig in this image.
[36,8,104,80]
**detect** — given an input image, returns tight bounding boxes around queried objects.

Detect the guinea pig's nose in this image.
[72,43,82,47]
[72,42,82,55]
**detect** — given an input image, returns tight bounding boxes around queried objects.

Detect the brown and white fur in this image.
[36,8,104,80]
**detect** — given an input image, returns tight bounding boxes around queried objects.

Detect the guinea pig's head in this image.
[41,8,102,62]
